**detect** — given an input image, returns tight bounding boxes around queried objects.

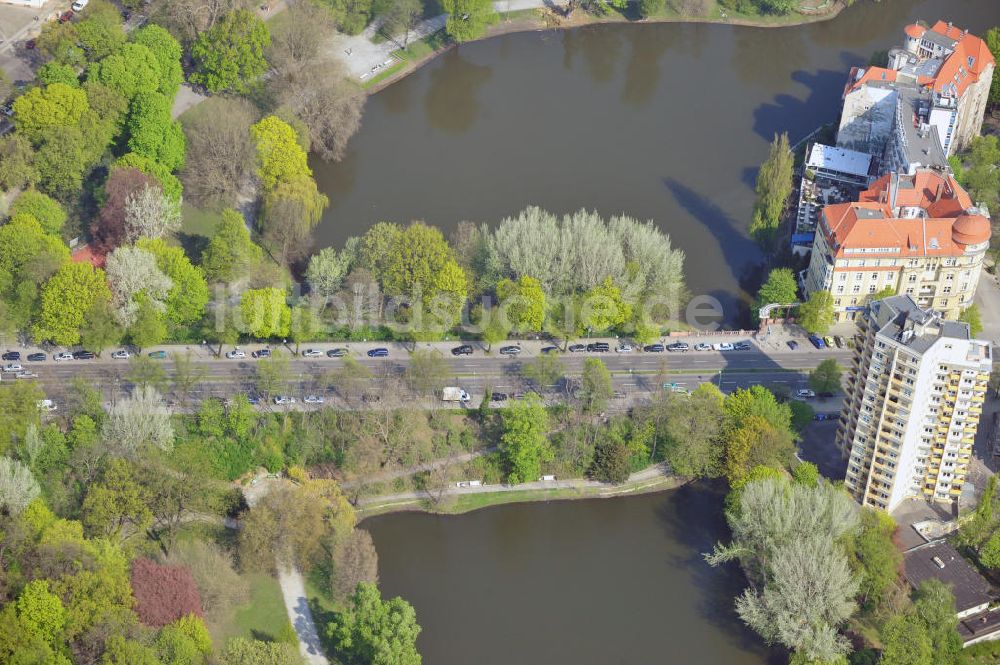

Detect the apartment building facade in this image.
[839,295,990,512]
[803,169,991,322]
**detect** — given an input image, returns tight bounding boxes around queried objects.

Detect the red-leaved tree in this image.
[130,558,204,627]
[92,167,159,255]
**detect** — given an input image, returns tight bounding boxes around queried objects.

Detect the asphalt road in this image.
[8,342,854,411]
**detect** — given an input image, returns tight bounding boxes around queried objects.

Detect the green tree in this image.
[0,135,39,191]
[724,385,792,433]
[852,509,901,610]
[499,393,552,484]
[912,579,962,664]
[326,582,421,665]
[661,383,725,478]
[81,298,124,355]
[191,9,271,93]
[250,115,311,189]
[754,267,798,321]
[879,612,933,665]
[580,357,613,413]
[201,209,263,282]
[521,353,565,389]
[638,0,664,18]
[91,42,162,100]
[241,288,291,339]
[405,349,452,396]
[129,295,169,350]
[374,0,422,47]
[960,304,983,337]
[723,414,795,485]
[986,27,1000,107]
[15,580,66,648]
[127,354,169,391]
[12,83,89,143]
[217,638,303,665]
[791,461,819,487]
[35,262,110,346]
[496,275,546,332]
[327,0,374,34]
[126,91,187,171]
[131,24,184,97]
[138,238,209,326]
[82,459,153,541]
[798,290,835,334]
[579,277,631,334]
[10,190,67,236]
[37,61,80,87]
[979,531,1000,568]
[441,0,497,42]
[748,132,793,246]
[809,358,842,394]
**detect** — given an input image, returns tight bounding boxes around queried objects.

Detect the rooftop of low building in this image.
[903,540,993,613]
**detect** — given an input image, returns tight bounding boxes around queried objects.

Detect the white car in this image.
[226,349,246,359]
[54,352,74,361]
[615,344,633,353]
[71,0,89,10]
[795,389,816,399]
[3,363,22,372]
[273,395,297,405]
[16,371,38,379]
[37,399,57,411]
[111,350,130,360]
[304,395,325,404]
[712,342,734,352]
[694,343,712,351]
[301,349,323,358]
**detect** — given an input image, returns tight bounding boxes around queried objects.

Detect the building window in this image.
[869,285,877,293]
[943,286,952,294]
[853,285,861,293]
[908,274,917,283]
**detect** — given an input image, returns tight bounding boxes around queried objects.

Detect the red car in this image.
[59,10,73,22]
[25,39,35,50]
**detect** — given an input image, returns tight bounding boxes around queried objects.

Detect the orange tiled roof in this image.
[71,244,105,268]
[905,23,927,39]
[860,171,973,218]
[845,66,897,94]
[925,21,996,98]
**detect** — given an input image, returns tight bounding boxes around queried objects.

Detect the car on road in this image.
[361,393,380,402]
[586,342,610,352]
[667,342,690,352]
[303,395,325,404]
[53,352,74,362]
[615,343,634,353]
[795,388,816,399]
[644,343,665,353]
[73,350,95,360]
[71,0,89,10]
[27,353,46,362]
[326,348,348,358]
[301,349,323,358]
[251,349,271,359]
[713,342,734,351]
[499,345,522,356]
[568,344,587,353]
[16,371,37,379]
[808,334,825,349]
[2,351,20,361]
[37,399,57,411]
[814,412,837,421]
[786,340,799,350]
[273,395,297,405]
[4,363,22,372]
[148,350,167,359]
[226,349,247,359]
[111,350,130,360]
[541,346,560,354]
[367,348,389,358]
[694,342,712,351]
[734,341,752,351]
[451,345,473,356]
[491,392,509,402]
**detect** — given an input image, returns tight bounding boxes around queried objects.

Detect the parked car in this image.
[834,336,845,348]
[451,345,473,356]
[27,353,46,362]
[499,345,522,356]
[667,342,690,352]
[53,352,74,361]
[644,343,665,353]
[3,363,22,372]
[808,334,825,349]
[303,395,325,404]
[111,350,130,359]
[367,348,389,358]
[586,342,610,352]
[786,340,799,350]
[491,392,509,402]
[326,348,348,358]
[251,349,272,359]
[148,350,167,359]
[58,10,73,22]
[541,346,560,354]
[713,342,734,351]
[246,396,261,406]
[1,351,20,361]
[301,349,323,358]
[72,350,95,360]
[814,412,837,421]
[823,336,836,348]
[734,341,752,351]
[16,371,37,379]
[273,395,297,405]
[71,0,89,11]
[25,39,35,50]
[615,343,634,353]
[568,344,587,353]
[795,388,816,399]
[226,349,246,359]
[37,399,57,412]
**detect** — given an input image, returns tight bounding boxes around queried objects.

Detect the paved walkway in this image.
[277,565,329,665]
[974,270,1000,348]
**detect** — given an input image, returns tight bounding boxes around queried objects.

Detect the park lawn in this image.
[211,572,289,645]
[181,203,226,238]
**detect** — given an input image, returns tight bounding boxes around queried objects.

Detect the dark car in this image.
[58,10,73,22]
[367,348,389,358]
[644,344,665,353]
[451,345,473,356]
[148,350,167,359]
[586,342,610,353]
[326,348,348,358]
[786,340,799,350]
[733,341,752,351]
[667,342,689,352]
[834,336,845,349]
[73,350,95,360]
[808,334,825,349]
[541,346,560,354]
[361,393,381,402]
[251,348,271,359]
[25,39,35,50]
[568,344,587,353]
[499,345,521,356]
[2,351,20,361]
[27,353,46,362]
[491,392,509,402]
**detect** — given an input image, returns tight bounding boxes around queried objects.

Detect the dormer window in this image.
[968,56,975,68]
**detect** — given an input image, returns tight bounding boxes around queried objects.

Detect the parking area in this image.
[0,1,59,82]
[798,415,848,480]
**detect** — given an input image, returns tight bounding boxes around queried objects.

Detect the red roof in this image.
[925,21,996,98]
[904,23,926,39]
[845,66,897,94]
[71,244,105,268]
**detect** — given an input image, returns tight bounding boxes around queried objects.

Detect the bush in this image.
[130,558,204,627]
[638,0,665,17]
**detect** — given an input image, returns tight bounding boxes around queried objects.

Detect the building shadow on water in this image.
[751,69,847,143]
